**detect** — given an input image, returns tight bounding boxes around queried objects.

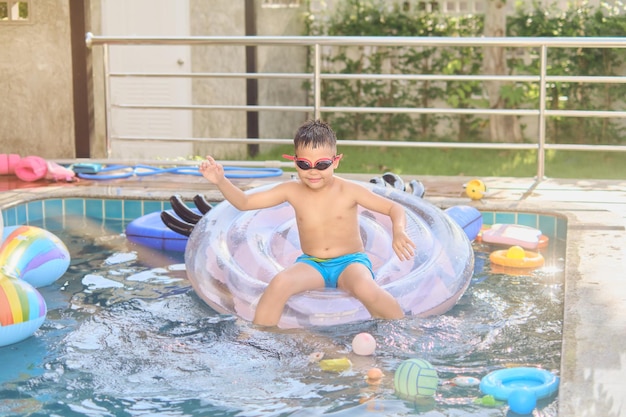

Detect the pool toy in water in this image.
[444,205,483,241]
[185,181,474,328]
[479,367,559,402]
[0,211,69,346]
[473,395,504,407]
[0,273,47,347]
[508,388,537,414]
[319,358,352,372]
[394,358,439,400]
[480,223,548,250]
[365,368,385,385]
[1,225,71,288]
[489,246,544,269]
[450,376,481,387]
[352,332,376,356]
[125,195,210,252]
[126,211,194,252]
[465,179,486,200]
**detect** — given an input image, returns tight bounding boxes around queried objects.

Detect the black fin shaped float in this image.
[160,211,194,237]
[170,195,203,224]
[193,194,213,214]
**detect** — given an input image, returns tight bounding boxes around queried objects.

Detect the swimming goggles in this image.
[282,154,342,171]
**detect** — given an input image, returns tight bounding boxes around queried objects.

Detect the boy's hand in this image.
[392,230,416,261]
[199,156,224,184]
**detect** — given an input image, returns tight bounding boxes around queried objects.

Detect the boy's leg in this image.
[253,263,325,327]
[338,264,404,320]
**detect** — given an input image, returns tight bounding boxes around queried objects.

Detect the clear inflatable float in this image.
[185,182,475,328]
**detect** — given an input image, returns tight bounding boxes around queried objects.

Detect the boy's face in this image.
[292,145,342,189]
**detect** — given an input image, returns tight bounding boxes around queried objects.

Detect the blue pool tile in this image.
[481,212,495,226]
[556,217,568,240]
[86,199,103,219]
[123,200,143,221]
[27,201,44,222]
[44,199,64,218]
[494,212,516,225]
[16,205,27,224]
[143,200,163,215]
[104,200,123,220]
[539,216,556,238]
[517,213,538,228]
[3,207,16,226]
[65,199,85,216]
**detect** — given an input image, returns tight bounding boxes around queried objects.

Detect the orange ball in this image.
[366,368,385,385]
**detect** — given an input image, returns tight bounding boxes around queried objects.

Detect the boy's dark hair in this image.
[293,119,337,149]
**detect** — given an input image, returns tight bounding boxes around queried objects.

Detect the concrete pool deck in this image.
[1,172,625,417]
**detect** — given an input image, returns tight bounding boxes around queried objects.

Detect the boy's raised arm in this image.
[199,156,287,211]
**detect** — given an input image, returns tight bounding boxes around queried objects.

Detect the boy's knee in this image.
[264,272,296,300]
[350,284,382,305]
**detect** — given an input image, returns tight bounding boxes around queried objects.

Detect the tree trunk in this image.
[483,0,522,142]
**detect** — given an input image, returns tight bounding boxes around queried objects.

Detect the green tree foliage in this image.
[304,0,626,145]
[508,1,626,144]
[305,0,484,141]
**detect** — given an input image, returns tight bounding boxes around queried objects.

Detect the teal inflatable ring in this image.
[479,367,559,401]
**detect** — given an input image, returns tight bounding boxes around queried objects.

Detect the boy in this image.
[199,119,415,326]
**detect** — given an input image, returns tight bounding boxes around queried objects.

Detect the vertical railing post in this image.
[314,43,321,120]
[103,44,112,158]
[537,44,548,180]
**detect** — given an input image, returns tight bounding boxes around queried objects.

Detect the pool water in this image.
[1,213,564,417]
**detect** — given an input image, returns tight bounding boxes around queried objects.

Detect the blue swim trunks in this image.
[295,252,374,288]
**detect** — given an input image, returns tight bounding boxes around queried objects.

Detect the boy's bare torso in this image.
[283,177,364,259]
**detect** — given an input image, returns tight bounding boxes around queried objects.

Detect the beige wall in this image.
[189,0,247,159]
[0,1,75,158]
[256,3,310,152]
[189,1,307,159]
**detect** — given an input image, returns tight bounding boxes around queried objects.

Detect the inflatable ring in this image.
[185,181,475,328]
[0,273,48,347]
[126,211,193,252]
[489,245,544,269]
[1,225,71,288]
[480,367,559,401]
[480,223,549,250]
[1,212,68,346]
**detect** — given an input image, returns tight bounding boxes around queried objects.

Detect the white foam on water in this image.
[104,252,138,265]
[82,274,124,290]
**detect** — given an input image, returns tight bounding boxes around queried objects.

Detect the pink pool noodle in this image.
[14,156,49,182]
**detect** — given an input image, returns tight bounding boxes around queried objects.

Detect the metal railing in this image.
[86,33,626,179]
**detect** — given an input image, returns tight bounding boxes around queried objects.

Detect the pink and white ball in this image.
[352,332,377,356]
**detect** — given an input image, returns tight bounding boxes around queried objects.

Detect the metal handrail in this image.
[86,33,626,179]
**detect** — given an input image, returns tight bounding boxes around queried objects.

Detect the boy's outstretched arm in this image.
[388,203,416,261]
[353,183,416,261]
[199,156,286,211]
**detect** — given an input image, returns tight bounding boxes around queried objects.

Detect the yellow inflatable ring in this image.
[489,245,544,269]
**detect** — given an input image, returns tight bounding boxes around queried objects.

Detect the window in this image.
[262,0,301,8]
[407,0,486,13]
[0,1,30,22]
[443,0,485,14]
